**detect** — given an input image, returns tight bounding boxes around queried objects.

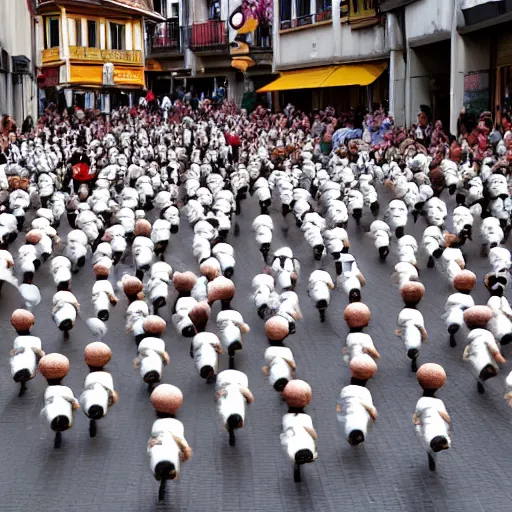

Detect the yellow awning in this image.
[257,61,388,93]
[321,61,388,87]
[257,66,338,93]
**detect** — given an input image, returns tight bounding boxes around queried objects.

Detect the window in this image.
[154,0,163,15]
[109,22,125,50]
[280,0,292,23]
[169,0,179,18]
[75,19,83,46]
[316,0,332,21]
[296,0,310,17]
[317,0,332,11]
[87,20,97,48]
[208,0,221,20]
[46,17,60,48]
[349,0,376,17]
[281,0,332,30]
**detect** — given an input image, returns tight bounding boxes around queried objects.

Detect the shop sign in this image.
[70,65,144,87]
[113,67,145,86]
[464,71,490,115]
[145,59,163,72]
[40,66,59,87]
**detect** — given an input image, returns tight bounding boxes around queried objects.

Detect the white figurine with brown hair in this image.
[134,337,170,392]
[336,385,377,446]
[148,385,191,502]
[463,306,505,394]
[443,270,476,347]
[262,346,296,392]
[39,353,79,448]
[215,370,254,447]
[308,270,335,322]
[395,308,427,372]
[10,335,44,396]
[335,253,365,302]
[280,380,317,482]
[80,342,117,438]
[216,310,249,369]
[413,364,451,471]
[191,332,222,381]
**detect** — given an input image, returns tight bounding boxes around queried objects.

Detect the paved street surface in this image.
[2,187,512,512]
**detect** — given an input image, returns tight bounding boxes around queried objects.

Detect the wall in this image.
[0,0,34,59]
[193,0,209,23]
[405,0,454,46]
[277,23,335,68]
[463,31,490,72]
[276,20,386,69]
[0,0,37,122]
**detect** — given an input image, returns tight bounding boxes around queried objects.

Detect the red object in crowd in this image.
[72,162,95,182]
[146,90,155,103]
[225,132,240,147]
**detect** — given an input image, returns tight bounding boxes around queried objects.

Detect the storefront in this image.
[258,61,389,114]
[495,32,512,121]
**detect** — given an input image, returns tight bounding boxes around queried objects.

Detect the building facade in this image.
[144,0,274,104]
[264,0,512,133]
[0,0,38,124]
[34,0,163,111]
[264,0,390,113]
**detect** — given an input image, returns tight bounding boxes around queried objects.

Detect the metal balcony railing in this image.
[279,9,331,31]
[149,19,182,54]
[67,47,143,64]
[188,20,228,52]
[251,25,272,49]
[316,8,332,22]
[295,13,314,27]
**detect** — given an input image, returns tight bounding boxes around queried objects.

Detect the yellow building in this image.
[34,0,163,109]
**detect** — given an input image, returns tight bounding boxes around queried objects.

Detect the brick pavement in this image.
[1,188,512,511]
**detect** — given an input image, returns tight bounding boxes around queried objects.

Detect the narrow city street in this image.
[0,189,512,512]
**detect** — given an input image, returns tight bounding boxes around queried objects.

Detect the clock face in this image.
[230,10,245,30]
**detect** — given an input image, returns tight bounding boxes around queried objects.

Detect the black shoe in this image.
[87,405,104,420]
[200,365,214,379]
[273,378,288,392]
[349,289,361,303]
[430,435,449,453]
[348,429,365,446]
[378,246,389,261]
[51,415,70,432]
[143,370,160,384]
[13,368,30,383]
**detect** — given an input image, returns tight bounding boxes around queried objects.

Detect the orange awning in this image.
[322,61,388,87]
[257,66,338,93]
[257,61,388,92]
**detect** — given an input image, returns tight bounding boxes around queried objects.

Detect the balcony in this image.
[280,9,332,31]
[149,19,182,55]
[189,20,228,52]
[42,47,60,64]
[251,25,272,51]
[68,47,143,65]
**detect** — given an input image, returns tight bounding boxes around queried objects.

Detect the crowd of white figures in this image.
[3,107,512,501]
